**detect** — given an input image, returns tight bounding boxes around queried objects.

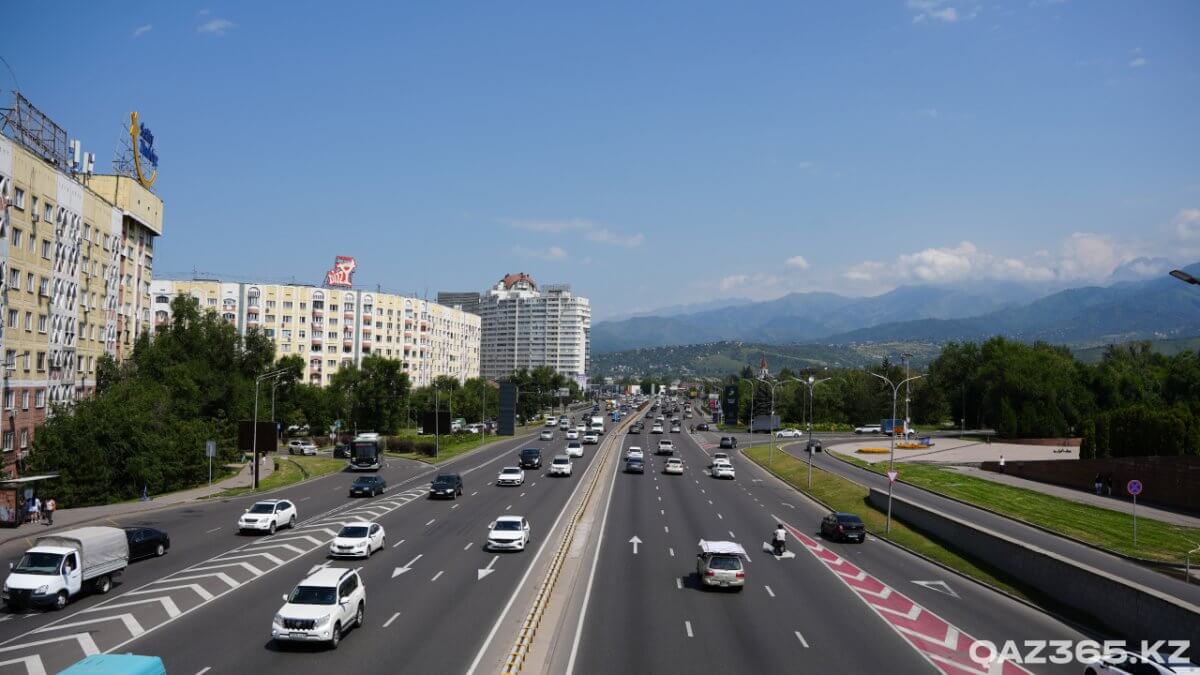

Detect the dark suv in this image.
[820,512,866,543]
[519,448,542,469]
[719,436,738,450]
[429,473,464,499]
[349,475,386,497]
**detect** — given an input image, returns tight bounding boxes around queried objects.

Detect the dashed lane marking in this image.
[383,612,400,628]
[794,631,808,648]
[684,621,694,638]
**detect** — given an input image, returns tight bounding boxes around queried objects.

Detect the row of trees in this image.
[29,296,584,506]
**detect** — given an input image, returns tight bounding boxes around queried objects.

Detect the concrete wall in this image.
[867,488,1200,659]
[981,456,1200,513]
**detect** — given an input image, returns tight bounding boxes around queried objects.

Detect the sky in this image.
[5,1,1199,320]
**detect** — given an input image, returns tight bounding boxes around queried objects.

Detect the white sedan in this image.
[487,516,531,552]
[583,433,600,445]
[496,466,526,486]
[539,430,554,441]
[712,460,736,479]
[625,447,644,461]
[664,458,684,475]
[565,429,580,440]
[566,442,584,458]
[328,521,385,558]
[775,428,803,438]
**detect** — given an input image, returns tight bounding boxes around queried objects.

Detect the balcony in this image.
[343,310,355,320]
[311,336,323,345]
[343,338,354,347]
[312,308,324,318]
[362,323,372,333]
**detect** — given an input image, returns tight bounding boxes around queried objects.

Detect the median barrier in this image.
[866,487,1200,660]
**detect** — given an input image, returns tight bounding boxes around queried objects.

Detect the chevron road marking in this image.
[33,614,145,638]
[125,583,215,602]
[0,656,47,675]
[77,596,182,619]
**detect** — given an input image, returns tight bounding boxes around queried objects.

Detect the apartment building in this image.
[151,279,480,387]
[0,134,162,477]
[477,273,590,385]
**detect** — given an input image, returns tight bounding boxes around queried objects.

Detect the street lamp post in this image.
[252,369,289,490]
[869,370,925,533]
[901,352,914,439]
[755,377,788,465]
[789,375,832,489]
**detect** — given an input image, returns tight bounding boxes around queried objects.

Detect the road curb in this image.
[821,443,1191,572]
[738,447,1102,642]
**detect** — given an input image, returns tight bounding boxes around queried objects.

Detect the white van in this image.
[589,416,605,434]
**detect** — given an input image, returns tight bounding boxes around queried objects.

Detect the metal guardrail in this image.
[501,410,637,673]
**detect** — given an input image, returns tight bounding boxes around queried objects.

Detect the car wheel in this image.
[53,592,68,611]
[155,543,166,557]
[268,521,277,535]
[329,621,342,649]
[93,575,112,594]
[356,602,365,628]
[289,515,296,529]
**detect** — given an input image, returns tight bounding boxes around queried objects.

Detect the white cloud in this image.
[719,274,749,291]
[586,228,645,248]
[1129,47,1147,68]
[841,232,1149,287]
[132,24,152,38]
[197,18,235,36]
[908,0,978,23]
[1174,208,1200,240]
[513,245,568,261]
[785,255,810,270]
[506,217,644,247]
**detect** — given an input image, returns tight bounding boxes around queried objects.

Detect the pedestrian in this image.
[1094,474,1103,495]
[26,497,36,525]
[32,496,41,524]
[999,454,1006,474]
[1105,476,1113,496]
[44,497,55,526]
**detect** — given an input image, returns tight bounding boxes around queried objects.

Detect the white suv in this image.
[287,440,318,456]
[238,499,298,534]
[272,567,365,649]
[549,455,573,476]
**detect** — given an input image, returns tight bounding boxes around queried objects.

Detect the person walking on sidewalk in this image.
[999,454,1006,474]
[44,497,55,526]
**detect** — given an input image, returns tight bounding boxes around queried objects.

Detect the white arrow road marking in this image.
[911,580,960,599]
[629,536,642,554]
[79,596,181,619]
[34,613,144,638]
[478,556,499,580]
[393,554,422,578]
[126,584,214,601]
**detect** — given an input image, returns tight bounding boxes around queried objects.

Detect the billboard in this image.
[237,421,278,455]
[498,382,517,436]
[722,385,739,425]
[325,256,358,288]
[421,411,452,435]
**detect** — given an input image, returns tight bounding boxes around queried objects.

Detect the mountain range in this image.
[590,263,1200,353]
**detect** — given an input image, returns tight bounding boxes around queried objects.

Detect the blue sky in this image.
[6,1,1199,319]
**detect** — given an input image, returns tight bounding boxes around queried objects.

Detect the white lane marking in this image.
[729,530,736,538]
[765,585,775,598]
[717,513,723,520]
[520,492,526,498]
[676,578,683,590]
[299,496,310,502]
[334,487,341,491]
[425,518,436,526]
[486,482,493,486]
[431,570,444,582]
[685,620,694,638]
[472,491,479,496]
[657,496,662,502]
[660,509,665,515]
[383,612,400,628]
[655,486,659,491]
[505,504,512,511]
[668,547,675,557]
[205,527,222,534]
[531,482,536,487]
[707,499,713,505]
[464,543,473,551]
[195,669,212,675]
[392,538,406,549]
[451,504,459,510]
[794,631,809,648]
[700,489,706,494]
[664,526,669,533]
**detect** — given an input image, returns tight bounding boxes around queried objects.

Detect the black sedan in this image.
[333,444,350,459]
[820,512,866,543]
[349,475,387,497]
[124,527,170,560]
[624,458,645,474]
[696,423,710,431]
[429,473,464,499]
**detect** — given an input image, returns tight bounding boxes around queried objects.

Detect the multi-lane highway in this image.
[0,400,1175,674]
[567,415,1090,675]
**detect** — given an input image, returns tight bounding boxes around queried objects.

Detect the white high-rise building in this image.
[478,273,590,385]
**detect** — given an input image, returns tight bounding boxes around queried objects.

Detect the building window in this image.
[155,295,169,304]
[19,429,28,449]
[40,240,51,259]
[265,329,275,337]
[42,203,52,222]
[7,268,17,288]
[36,352,45,372]
[23,312,31,331]
[37,315,46,333]
[6,310,15,328]
[12,188,24,209]
[10,229,20,247]
[207,298,217,306]
[34,390,45,408]
[25,273,32,293]
[20,391,28,410]
[2,391,11,410]
[266,300,276,310]
[283,301,293,310]
[2,432,11,452]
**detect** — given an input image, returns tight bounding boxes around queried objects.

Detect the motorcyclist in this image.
[772,523,787,556]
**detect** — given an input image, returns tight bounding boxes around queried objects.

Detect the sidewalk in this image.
[946,464,1200,528]
[0,456,275,546]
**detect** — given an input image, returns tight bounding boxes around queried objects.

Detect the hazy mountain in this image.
[822,264,1200,346]
[600,297,753,322]
[590,284,1038,352]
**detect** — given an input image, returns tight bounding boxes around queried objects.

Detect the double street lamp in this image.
[252,368,290,490]
[869,370,925,533]
[789,375,833,489]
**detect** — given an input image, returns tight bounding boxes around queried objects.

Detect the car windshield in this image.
[338,526,369,538]
[553,458,569,464]
[288,585,337,605]
[493,521,522,531]
[501,469,521,475]
[838,516,864,525]
[13,552,64,575]
[248,503,275,514]
[708,555,742,570]
[353,478,374,485]
[434,475,457,484]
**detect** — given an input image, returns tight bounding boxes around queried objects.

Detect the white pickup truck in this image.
[3,526,129,610]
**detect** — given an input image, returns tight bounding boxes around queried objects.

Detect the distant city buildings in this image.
[474,273,591,386]
[436,291,481,316]
[0,94,163,477]
[152,265,480,387]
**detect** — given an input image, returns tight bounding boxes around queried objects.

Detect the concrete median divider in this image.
[867,487,1200,659]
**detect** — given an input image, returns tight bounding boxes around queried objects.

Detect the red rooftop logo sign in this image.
[325,256,357,288]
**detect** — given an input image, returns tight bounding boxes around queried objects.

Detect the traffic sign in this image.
[205,440,216,458]
[887,471,898,484]
[1127,479,1143,496]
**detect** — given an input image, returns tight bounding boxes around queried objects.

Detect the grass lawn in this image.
[834,453,1200,565]
[219,455,346,497]
[744,445,1037,601]
[387,424,542,464]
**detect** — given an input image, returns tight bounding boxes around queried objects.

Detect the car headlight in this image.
[273,613,285,625]
[35,585,49,594]
[314,614,332,627]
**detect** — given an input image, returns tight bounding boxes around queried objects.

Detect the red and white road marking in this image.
[778,519,1032,675]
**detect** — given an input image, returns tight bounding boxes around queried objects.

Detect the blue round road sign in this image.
[1126,479,1143,496]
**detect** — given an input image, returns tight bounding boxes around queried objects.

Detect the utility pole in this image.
[902,352,913,438]
[252,369,288,490]
[870,370,925,533]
